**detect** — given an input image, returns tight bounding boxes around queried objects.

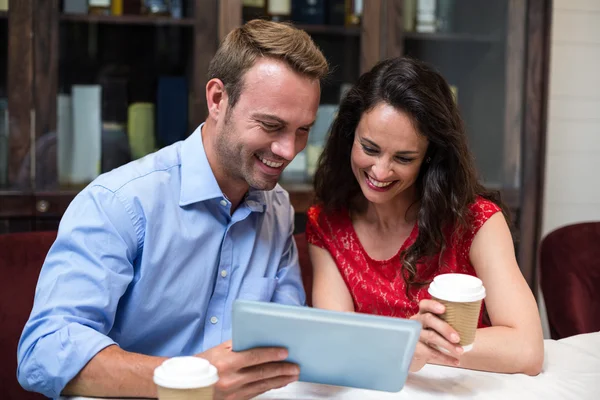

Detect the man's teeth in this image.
[258,156,284,168]
[367,175,393,188]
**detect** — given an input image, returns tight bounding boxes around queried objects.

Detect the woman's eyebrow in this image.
[361,138,419,155]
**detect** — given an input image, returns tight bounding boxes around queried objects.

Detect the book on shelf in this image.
[156,76,188,148]
[345,0,363,27]
[63,0,88,14]
[112,0,124,16]
[292,0,326,25]
[89,0,111,16]
[267,0,292,22]
[127,103,156,160]
[404,0,417,32]
[58,86,103,186]
[416,0,437,33]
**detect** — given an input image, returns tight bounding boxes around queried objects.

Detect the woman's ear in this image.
[206,78,228,122]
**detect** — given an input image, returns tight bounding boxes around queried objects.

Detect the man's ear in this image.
[206,78,228,121]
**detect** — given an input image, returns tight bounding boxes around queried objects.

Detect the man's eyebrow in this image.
[361,138,419,155]
[252,113,287,125]
[253,113,315,130]
[303,120,316,129]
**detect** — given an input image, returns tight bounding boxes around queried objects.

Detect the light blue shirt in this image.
[17,125,305,399]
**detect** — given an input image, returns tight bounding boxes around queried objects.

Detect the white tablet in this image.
[232,300,421,392]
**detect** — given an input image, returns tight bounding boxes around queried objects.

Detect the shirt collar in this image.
[179,124,266,212]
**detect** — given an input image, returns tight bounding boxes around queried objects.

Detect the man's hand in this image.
[409,299,464,372]
[197,340,300,400]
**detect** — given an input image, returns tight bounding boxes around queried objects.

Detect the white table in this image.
[64,332,600,400]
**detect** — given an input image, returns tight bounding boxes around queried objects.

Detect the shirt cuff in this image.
[24,323,116,398]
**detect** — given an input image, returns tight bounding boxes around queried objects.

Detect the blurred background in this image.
[0,0,598,343]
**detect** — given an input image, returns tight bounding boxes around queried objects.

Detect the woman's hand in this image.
[409,299,464,372]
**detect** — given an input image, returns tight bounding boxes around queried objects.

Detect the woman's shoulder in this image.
[307,204,349,230]
[468,196,503,224]
[306,204,352,248]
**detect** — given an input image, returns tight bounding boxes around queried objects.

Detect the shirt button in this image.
[220,199,228,207]
[220,270,228,278]
[210,316,218,324]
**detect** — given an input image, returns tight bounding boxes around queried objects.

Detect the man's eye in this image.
[261,122,280,131]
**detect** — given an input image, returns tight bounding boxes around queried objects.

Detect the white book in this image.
[71,85,102,184]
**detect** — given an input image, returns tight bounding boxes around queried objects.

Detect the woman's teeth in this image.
[367,175,393,188]
[258,155,283,168]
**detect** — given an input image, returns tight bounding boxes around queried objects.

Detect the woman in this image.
[306,57,543,375]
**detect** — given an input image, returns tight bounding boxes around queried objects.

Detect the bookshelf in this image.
[0,0,552,292]
[60,14,195,26]
[403,32,501,44]
[297,24,360,37]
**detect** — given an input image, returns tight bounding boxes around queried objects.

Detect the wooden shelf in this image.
[403,31,500,44]
[60,14,195,26]
[296,24,360,37]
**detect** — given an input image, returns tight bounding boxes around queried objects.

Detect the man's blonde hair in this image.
[208,19,329,107]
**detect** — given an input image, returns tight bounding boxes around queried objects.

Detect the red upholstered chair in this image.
[294,232,314,307]
[0,231,56,400]
[539,222,600,340]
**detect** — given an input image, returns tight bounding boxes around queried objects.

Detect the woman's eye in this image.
[395,157,414,164]
[362,145,377,155]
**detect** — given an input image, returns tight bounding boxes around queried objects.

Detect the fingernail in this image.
[279,350,288,359]
[436,304,445,313]
[455,346,464,354]
[454,360,460,366]
[451,334,460,343]
[292,366,300,375]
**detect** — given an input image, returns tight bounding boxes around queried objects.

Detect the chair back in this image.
[294,232,313,306]
[0,231,56,400]
[540,222,600,339]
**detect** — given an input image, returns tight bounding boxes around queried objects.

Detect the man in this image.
[17,20,328,400]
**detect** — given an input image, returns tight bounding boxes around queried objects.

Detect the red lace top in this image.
[306,197,501,327]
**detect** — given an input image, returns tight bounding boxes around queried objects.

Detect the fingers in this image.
[419,313,460,350]
[421,325,463,358]
[205,344,299,400]
[415,300,461,348]
[418,299,446,315]
[218,361,299,390]
[410,341,460,373]
[228,346,289,371]
[420,333,462,365]
[232,374,299,400]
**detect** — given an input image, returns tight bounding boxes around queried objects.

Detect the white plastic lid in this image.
[428,273,486,302]
[153,357,219,389]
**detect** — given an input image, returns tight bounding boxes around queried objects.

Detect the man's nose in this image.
[271,132,296,161]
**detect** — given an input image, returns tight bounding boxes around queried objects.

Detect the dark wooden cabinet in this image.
[0,0,551,291]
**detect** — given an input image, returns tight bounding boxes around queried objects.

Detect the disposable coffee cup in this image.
[154,356,219,400]
[427,273,486,352]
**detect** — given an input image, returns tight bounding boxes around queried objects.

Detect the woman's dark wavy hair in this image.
[313,56,508,293]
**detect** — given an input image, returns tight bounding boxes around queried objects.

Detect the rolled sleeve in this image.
[17,185,139,398]
[272,204,306,307]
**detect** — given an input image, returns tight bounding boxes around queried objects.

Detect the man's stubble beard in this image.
[215,110,276,191]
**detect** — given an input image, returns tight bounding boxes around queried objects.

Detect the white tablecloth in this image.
[63,332,600,400]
